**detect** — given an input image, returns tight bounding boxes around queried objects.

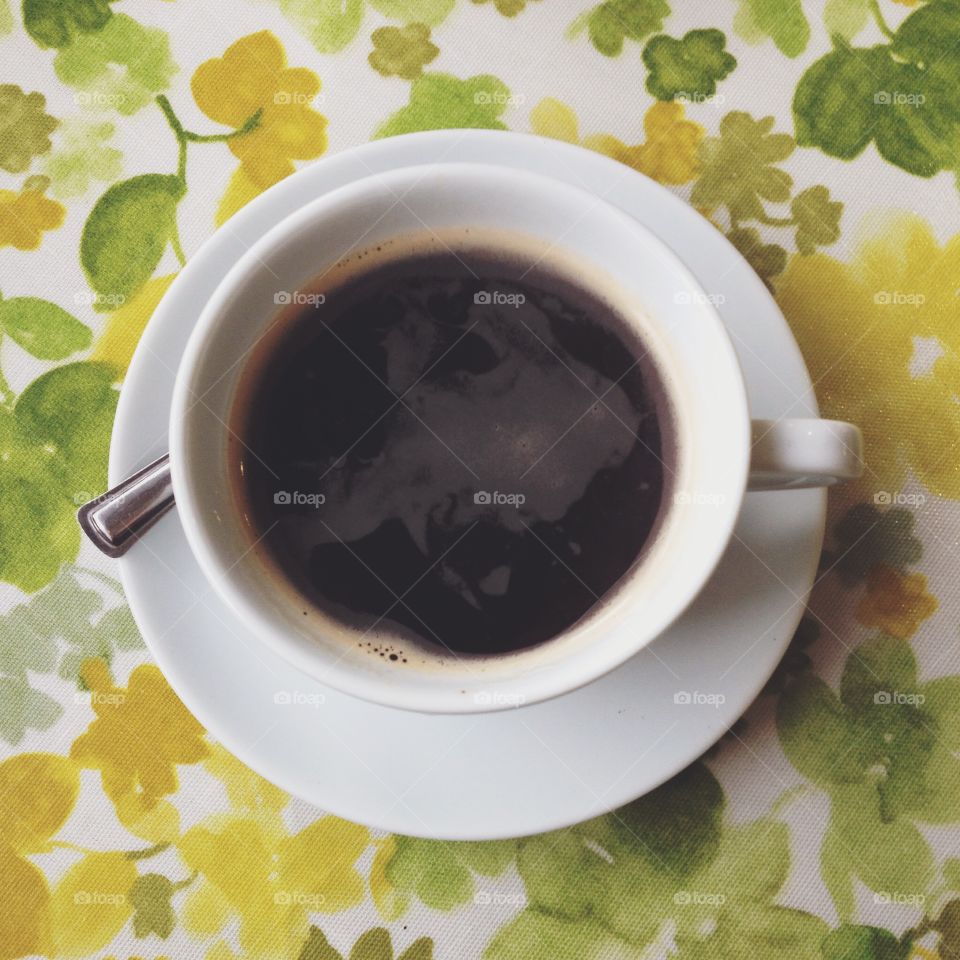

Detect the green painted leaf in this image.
[0,0,12,34]
[129,873,176,938]
[0,365,118,592]
[350,928,393,960]
[791,185,842,255]
[22,0,112,49]
[776,675,857,787]
[821,923,909,960]
[642,29,737,101]
[823,0,871,42]
[80,174,184,308]
[370,0,455,26]
[794,43,887,160]
[397,938,433,960]
[829,504,922,585]
[0,675,62,745]
[485,913,634,960]
[299,927,345,960]
[675,904,828,959]
[54,14,178,116]
[276,0,365,54]
[732,0,809,57]
[579,0,670,57]
[375,73,511,138]
[0,297,92,360]
[385,836,515,911]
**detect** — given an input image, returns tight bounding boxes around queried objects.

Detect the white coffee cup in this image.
[170,163,861,714]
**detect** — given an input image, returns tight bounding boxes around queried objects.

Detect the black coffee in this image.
[231,236,673,658]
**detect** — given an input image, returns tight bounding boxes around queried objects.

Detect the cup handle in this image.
[748,419,863,490]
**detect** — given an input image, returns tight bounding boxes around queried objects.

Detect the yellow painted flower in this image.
[0,753,79,853]
[530,98,703,185]
[0,754,79,958]
[49,852,137,957]
[777,213,960,504]
[192,31,328,190]
[0,839,51,959]
[178,812,370,958]
[0,175,65,250]
[91,273,178,378]
[70,659,208,824]
[203,741,288,814]
[856,564,938,638]
[371,836,409,921]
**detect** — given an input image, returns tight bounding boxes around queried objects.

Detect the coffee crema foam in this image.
[230,229,677,660]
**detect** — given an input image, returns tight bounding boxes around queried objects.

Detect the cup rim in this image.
[169,162,750,713]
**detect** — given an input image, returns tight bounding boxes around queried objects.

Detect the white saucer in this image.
[112,131,824,840]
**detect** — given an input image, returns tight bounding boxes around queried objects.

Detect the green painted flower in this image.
[375,72,512,137]
[792,185,843,256]
[486,763,828,958]
[274,0,454,55]
[692,112,794,225]
[471,0,541,16]
[725,227,788,289]
[42,120,122,199]
[570,0,670,58]
[777,633,960,917]
[384,837,515,911]
[642,29,737,101]
[827,504,923,586]
[22,0,113,49]
[369,24,439,80]
[54,14,178,116]
[0,85,58,174]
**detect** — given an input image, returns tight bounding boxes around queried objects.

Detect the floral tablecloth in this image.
[2,0,960,957]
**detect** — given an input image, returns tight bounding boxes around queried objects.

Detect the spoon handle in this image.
[77,454,174,558]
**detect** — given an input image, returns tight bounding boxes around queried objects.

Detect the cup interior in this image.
[169,163,750,713]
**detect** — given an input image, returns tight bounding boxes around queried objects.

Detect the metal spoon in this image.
[77,454,174,558]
